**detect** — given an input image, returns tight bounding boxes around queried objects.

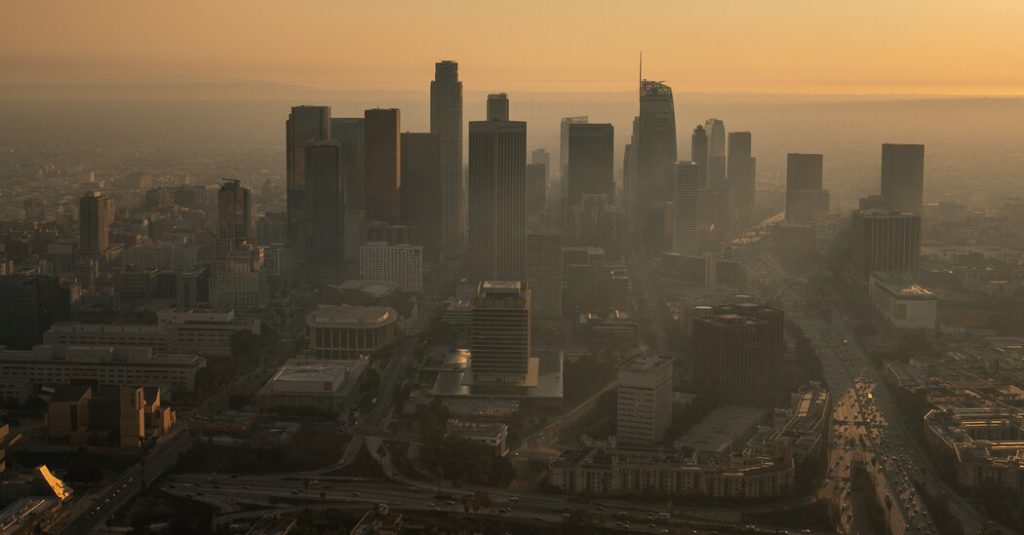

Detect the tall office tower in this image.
[0,274,69,349]
[400,132,443,263]
[851,210,921,282]
[469,281,531,384]
[786,153,830,223]
[616,355,673,445]
[468,103,527,282]
[330,117,365,209]
[217,180,252,243]
[881,143,925,214]
[559,116,589,196]
[79,191,114,256]
[525,163,547,215]
[304,141,346,269]
[286,106,331,245]
[704,118,726,184]
[727,131,756,222]
[693,302,784,406]
[210,243,268,312]
[632,80,677,251]
[487,93,510,122]
[431,60,464,254]
[566,123,615,206]
[672,162,699,255]
[256,212,288,245]
[363,108,401,223]
[691,125,709,188]
[531,148,550,174]
[525,230,563,320]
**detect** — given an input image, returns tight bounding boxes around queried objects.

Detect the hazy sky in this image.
[3,0,1024,95]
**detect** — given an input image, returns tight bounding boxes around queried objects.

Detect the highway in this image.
[756,252,990,535]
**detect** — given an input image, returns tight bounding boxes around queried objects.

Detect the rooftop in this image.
[306,304,396,327]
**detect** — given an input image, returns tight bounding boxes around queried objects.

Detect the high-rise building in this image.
[468,102,527,282]
[330,117,365,209]
[470,281,531,384]
[628,80,677,252]
[0,275,69,349]
[531,148,550,173]
[359,241,423,292]
[256,212,288,246]
[566,123,615,206]
[616,355,673,445]
[691,125,709,188]
[486,93,510,122]
[880,143,925,214]
[305,141,346,269]
[672,162,699,255]
[693,303,784,406]
[286,106,331,245]
[525,230,563,320]
[851,210,921,282]
[559,116,588,196]
[79,191,114,255]
[785,153,830,223]
[210,243,268,312]
[216,180,251,253]
[727,131,756,222]
[364,108,401,223]
[704,119,726,184]
[525,163,547,215]
[430,61,464,254]
[400,132,443,263]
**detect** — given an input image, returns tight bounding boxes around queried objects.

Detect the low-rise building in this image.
[548,445,794,498]
[43,308,259,357]
[46,384,175,448]
[0,345,205,392]
[306,305,397,359]
[869,272,937,330]
[446,419,509,457]
[349,504,404,535]
[924,406,1024,491]
[255,358,367,413]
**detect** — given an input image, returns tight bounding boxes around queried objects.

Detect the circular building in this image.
[306,304,398,358]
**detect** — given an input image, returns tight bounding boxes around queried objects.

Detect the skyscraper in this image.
[559,116,588,196]
[79,191,114,255]
[851,210,921,282]
[286,106,331,245]
[785,153,830,223]
[566,123,615,206]
[364,108,401,223]
[525,230,563,320]
[531,148,550,174]
[470,281,531,384]
[400,132,443,263]
[704,118,726,184]
[630,80,677,252]
[691,125,708,188]
[486,93,510,122]
[468,99,527,282]
[330,117,365,209]
[305,141,346,268]
[881,143,925,214]
[430,60,464,255]
[525,163,547,215]
[693,302,784,406]
[617,355,673,445]
[217,180,251,243]
[672,162,699,255]
[727,131,756,223]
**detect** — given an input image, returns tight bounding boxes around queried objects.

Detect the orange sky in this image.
[3,0,1024,95]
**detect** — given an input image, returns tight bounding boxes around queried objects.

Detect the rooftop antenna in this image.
[639,50,643,90]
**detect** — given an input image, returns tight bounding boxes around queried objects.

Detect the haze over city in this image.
[1,2,1024,535]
